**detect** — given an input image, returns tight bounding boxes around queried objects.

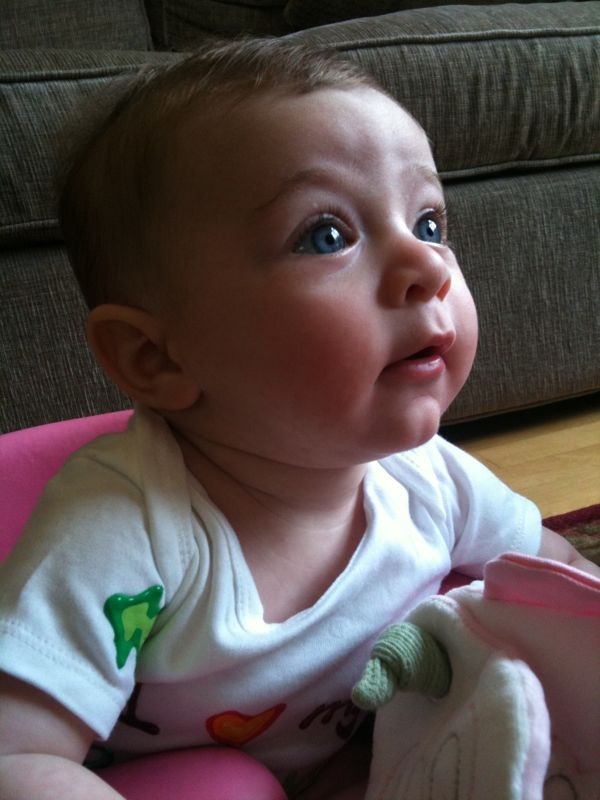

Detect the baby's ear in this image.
[86,305,200,411]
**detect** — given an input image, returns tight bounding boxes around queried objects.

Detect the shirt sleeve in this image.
[428,436,542,575]
[0,446,166,740]
[382,435,542,579]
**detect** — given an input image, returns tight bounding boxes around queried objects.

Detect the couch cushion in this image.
[0,0,154,50]
[0,50,179,431]
[0,244,132,433]
[284,0,560,31]
[443,165,600,422]
[163,0,290,46]
[145,0,170,49]
[0,50,179,248]
[291,2,600,180]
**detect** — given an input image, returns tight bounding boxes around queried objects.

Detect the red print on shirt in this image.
[206,703,287,746]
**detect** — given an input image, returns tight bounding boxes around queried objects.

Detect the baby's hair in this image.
[58,37,385,309]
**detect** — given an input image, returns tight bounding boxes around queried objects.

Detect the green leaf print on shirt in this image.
[104,585,164,669]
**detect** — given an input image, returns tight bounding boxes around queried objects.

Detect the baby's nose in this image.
[379,234,451,307]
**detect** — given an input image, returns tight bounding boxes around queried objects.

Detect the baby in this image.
[0,37,595,800]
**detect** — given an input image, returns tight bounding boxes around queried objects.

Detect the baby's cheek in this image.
[458,294,479,367]
[447,295,478,397]
[280,320,379,414]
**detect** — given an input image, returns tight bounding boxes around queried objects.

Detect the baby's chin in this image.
[385,397,449,454]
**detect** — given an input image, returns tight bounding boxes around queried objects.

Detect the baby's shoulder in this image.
[59,406,182,499]
[7,408,194,593]
[374,435,487,521]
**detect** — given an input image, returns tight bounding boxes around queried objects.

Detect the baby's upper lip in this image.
[387,329,456,366]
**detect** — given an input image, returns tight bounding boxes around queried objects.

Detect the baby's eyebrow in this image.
[250,167,335,216]
[410,165,444,194]
[251,163,443,218]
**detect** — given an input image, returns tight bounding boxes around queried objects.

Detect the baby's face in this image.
[159,86,478,468]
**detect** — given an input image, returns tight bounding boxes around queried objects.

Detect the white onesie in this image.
[0,407,541,785]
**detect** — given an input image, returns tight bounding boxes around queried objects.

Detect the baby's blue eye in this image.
[295,222,347,255]
[414,216,442,244]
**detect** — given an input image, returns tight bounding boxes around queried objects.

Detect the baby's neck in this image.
[173,425,367,517]
[172,427,368,622]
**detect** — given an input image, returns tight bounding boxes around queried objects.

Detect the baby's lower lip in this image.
[380,351,446,383]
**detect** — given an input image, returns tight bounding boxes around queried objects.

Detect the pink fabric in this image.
[0,412,131,560]
[484,551,600,614]
[102,747,287,800]
[477,554,600,775]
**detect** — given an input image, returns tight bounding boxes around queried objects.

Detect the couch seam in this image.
[330,27,599,53]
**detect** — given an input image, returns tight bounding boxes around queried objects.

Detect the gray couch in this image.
[1,1,599,434]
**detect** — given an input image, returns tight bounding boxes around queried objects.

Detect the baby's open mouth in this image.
[381,332,455,379]
[406,346,439,360]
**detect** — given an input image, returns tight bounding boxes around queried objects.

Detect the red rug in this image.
[543,503,600,566]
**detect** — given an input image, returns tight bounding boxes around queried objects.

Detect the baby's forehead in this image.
[170,83,428,163]
[159,85,437,222]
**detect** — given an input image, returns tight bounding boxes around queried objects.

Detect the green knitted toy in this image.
[352,622,452,711]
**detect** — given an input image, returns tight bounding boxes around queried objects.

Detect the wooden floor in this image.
[443,394,600,519]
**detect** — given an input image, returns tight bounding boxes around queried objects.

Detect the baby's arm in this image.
[538,526,600,578]
[0,673,124,800]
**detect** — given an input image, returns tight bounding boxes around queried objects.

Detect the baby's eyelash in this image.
[301,207,349,232]
[432,202,448,234]
[426,202,450,245]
